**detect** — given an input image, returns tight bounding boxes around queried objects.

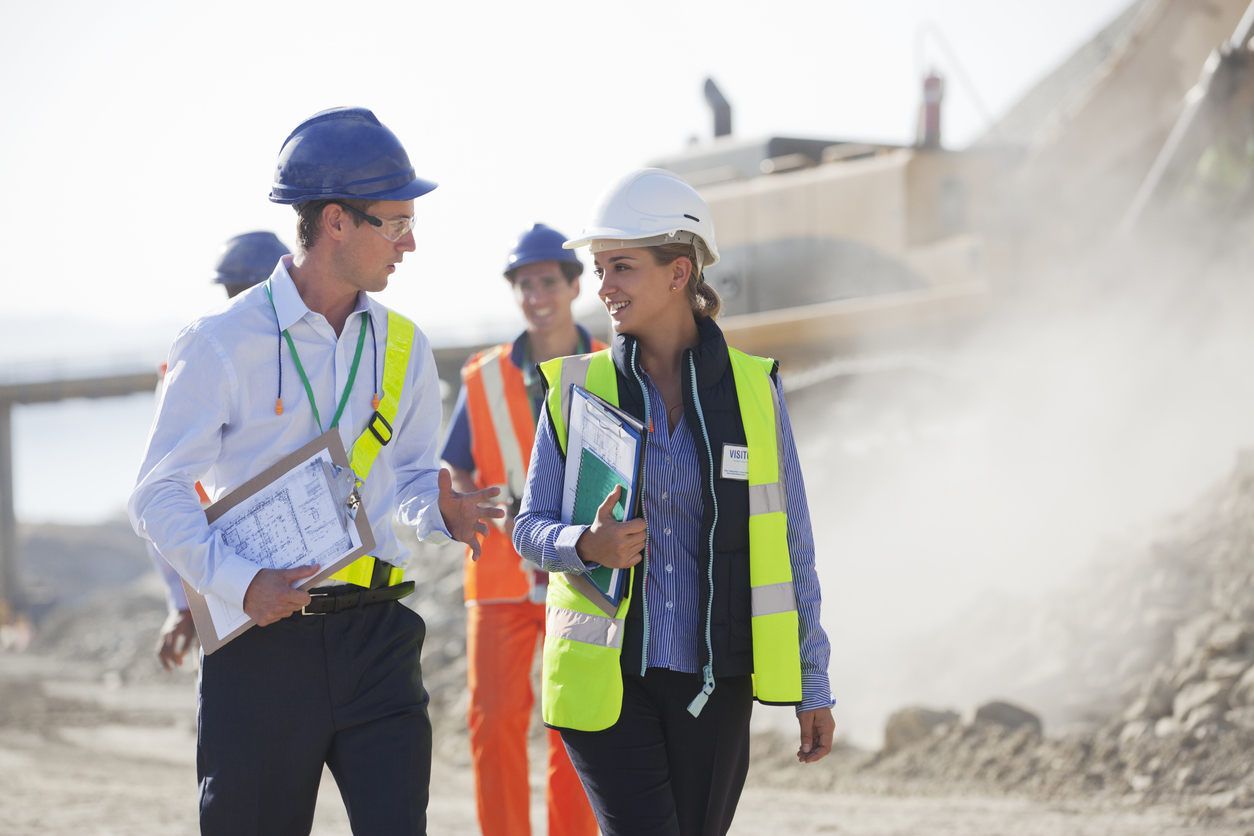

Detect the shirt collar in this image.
[268,255,373,331]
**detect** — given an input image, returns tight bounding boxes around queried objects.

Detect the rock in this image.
[1206,657,1251,681]
[1154,717,1181,737]
[1183,703,1224,731]
[973,701,1042,735]
[1123,674,1174,721]
[1175,613,1223,666]
[1173,679,1231,720]
[1227,664,1254,707]
[1119,719,1151,745]
[1206,621,1251,656]
[883,706,959,754]
[1171,658,1206,690]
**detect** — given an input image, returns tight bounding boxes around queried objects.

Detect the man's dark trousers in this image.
[559,668,753,836]
[198,598,431,835]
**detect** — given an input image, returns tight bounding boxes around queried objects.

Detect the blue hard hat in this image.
[269,107,437,205]
[504,223,584,278]
[212,231,290,286]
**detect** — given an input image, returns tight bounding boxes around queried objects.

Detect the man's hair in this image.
[505,261,583,284]
[296,199,375,251]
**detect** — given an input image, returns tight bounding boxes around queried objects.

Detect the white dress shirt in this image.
[128,256,451,611]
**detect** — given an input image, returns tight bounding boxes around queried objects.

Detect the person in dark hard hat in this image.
[440,224,602,836]
[149,231,292,672]
[128,107,502,835]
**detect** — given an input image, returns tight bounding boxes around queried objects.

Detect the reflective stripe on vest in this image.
[461,344,536,603]
[539,350,632,731]
[727,347,803,705]
[476,346,530,500]
[537,347,802,730]
[547,605,625,649]
[328,308,415,588]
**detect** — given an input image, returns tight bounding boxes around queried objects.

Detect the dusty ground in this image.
[1,650,1247,836]
[10,517,1254,835]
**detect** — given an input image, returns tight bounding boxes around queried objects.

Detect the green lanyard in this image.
[267,283,369,433]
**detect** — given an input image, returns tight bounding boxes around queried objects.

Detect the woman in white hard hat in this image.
[513,168,834,836]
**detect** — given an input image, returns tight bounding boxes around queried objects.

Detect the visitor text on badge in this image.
[721,444,749,480]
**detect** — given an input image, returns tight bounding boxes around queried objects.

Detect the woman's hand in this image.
[575,485,645,569]
[796,707,835,763]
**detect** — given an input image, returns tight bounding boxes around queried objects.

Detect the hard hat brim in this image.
[269,175,438,205]
[563,228,720,267]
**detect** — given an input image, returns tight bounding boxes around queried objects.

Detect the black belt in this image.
[301,580,416,615]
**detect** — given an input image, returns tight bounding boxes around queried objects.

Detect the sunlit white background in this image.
[4,0,1127,338]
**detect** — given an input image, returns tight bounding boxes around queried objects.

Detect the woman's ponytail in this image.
[648,242,723,321]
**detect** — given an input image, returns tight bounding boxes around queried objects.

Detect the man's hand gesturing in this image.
[438,468,505,560]
[575,485,645,569]
[242,564,321,626]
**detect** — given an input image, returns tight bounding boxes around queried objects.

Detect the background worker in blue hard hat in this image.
[129,106,502,835]
[440,223,603,836]
[149,231,290,671]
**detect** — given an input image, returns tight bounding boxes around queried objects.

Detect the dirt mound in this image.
[856,451,1254,810]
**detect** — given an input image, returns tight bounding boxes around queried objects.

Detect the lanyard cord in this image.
[267,281,370,432]
[368,313,379,410]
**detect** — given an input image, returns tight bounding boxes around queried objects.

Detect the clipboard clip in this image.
[322,460,362,531]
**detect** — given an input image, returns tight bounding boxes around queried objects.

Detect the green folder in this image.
[562,385,645,608]
[572,448,630,600]
[572,448,629,525]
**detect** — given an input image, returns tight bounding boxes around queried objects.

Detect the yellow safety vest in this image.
[538,347,802,732]
[327,308,415,589]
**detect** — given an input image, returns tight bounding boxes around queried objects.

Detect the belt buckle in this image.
[302,591,329,616]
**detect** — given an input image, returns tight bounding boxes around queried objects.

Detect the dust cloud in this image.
[785,210,1254,747]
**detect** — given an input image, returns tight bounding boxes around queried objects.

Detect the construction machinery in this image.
[651,78,1003,364]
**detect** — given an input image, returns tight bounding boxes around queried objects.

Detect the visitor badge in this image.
[721,444,749,480]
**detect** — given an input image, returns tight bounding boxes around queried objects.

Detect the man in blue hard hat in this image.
[129,107,502,835]
[149,231,291,672]
[440,224,601,836]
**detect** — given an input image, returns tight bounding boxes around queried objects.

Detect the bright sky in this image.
[1,0,1129,350]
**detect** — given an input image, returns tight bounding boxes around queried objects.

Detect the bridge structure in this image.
[0,365,160,615]
[0,347,487,618]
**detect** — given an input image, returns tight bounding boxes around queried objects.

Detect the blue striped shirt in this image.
[514,371,833,712]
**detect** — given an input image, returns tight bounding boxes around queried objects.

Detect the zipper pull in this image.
[687,665,716,718]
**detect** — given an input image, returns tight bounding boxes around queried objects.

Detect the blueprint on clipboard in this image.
[183,429,376,654]
[560,386,645,608]
[561,387,644,525]
[203,449,362,640]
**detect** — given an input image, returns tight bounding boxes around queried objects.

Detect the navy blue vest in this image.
[597,317,779,679]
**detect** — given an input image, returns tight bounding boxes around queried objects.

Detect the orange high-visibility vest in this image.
[461,338,604,603]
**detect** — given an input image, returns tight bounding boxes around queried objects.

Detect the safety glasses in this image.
[330,201,418,242]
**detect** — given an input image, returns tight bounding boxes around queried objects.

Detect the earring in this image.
[671,286,677,291]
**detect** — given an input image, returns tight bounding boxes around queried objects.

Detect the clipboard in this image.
[183,429,376,654]
[560,385,646,611]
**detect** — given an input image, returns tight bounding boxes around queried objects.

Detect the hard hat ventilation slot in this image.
[684,214,700,222]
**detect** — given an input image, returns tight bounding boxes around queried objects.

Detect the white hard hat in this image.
[564,168,720,269]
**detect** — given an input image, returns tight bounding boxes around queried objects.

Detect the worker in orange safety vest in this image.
[440,223,604,836]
